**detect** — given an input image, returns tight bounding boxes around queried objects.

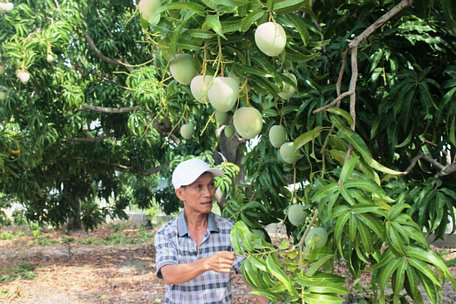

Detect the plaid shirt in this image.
[154,212,243,304]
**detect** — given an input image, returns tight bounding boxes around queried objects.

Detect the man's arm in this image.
[160,251,235,285]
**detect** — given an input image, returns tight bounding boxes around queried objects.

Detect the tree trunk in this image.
[67,200,82,231]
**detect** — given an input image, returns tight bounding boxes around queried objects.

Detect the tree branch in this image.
[348,0,413,49]
[313,91,354,113]
[113,164,162,176]
[153,118,180,145]
[84,34,134,73]
[313,0,413,120]
[81,104,141,114]
[403,152,456,177]
[65,134,115,142]
[336,48,350,97]
[72,157,163,176]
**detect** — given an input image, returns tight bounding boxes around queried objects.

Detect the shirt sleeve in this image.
[154,224,178,279]
[232,253,245,274]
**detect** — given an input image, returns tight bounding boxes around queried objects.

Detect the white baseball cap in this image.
[172,158,223,189]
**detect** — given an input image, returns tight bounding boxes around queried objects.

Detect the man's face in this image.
[176,172,216,214]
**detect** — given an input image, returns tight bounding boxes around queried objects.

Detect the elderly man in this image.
[154,158,268,304]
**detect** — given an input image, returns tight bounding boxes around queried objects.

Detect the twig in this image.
[313,91,354,113]
[296,209,320,249]
[403,152,456,177]
[336,48,349,97]
[65,134,114,142]
[313,0,414,121]
[347,0,413,49]
[113,164,162,176]
[349,47,358,130]
[81,104,141,114]
[84,34,134,72]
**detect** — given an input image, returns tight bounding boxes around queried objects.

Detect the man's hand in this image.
[203,251,236,273]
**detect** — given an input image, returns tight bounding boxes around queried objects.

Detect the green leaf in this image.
[312,183,339,202]
[205,15,226,39]
[265,254,298,297]
[386,221,405,254]
[303,293,344,304]
[187,29,215,39]
[405,267,422,301]
[379,257,402,290]
[327,107,354,127]
[357,221,374,253]
[408,258,442,287]
[230,221,254,253]
[242,258,270,289]
[406,246,456,286]
[393,259,407,301]
[339,186,357,206]
[294,126,324,150]
[240,10,266,32]
[155,2,206,16]
[308,282,348,295]
[334,211,350,254]
[281,13,309,46]
[338,127,403,175]
[339,155,359,183]
[273,0,305,13]
[416,269,439,304]
[306,254,334,276]
[387,203,411,220]
[357,213,385,238]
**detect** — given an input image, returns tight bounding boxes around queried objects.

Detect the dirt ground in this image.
[0,222,455,304]
[0,223,257,304]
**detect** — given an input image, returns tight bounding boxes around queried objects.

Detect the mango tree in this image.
[0,0,221,229]
[138,0,456,302]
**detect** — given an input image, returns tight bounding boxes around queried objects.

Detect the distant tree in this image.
[0,0,219,230]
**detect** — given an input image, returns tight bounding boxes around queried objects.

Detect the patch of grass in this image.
[0,231,26,240]
[33,236,53,246]
[0,263,36,283]
[105,233,126,245]
[79,237,103,245]
[445,257,456,267]
[111,222,127,232]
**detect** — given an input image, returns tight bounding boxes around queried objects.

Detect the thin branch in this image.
[153,118,180,145]
[348,0,413,48]
[403,152,456,177]
[403,152,424,175]
[65,134,114,142]
[72,157,163,176]
[336,48,350,97]
[113,164,162,176]
[84,34,134,73]
[296,209,320,249]
[81,104,141,114]
[349,47,358,131]
[313,0,413,117]
[313,91,354,113]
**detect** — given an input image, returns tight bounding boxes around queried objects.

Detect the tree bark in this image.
[67,200,82,231]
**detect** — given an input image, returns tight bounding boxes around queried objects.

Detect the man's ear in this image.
[175,188,185,201]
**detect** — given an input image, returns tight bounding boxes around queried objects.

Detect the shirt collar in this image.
[177,211,219,237]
